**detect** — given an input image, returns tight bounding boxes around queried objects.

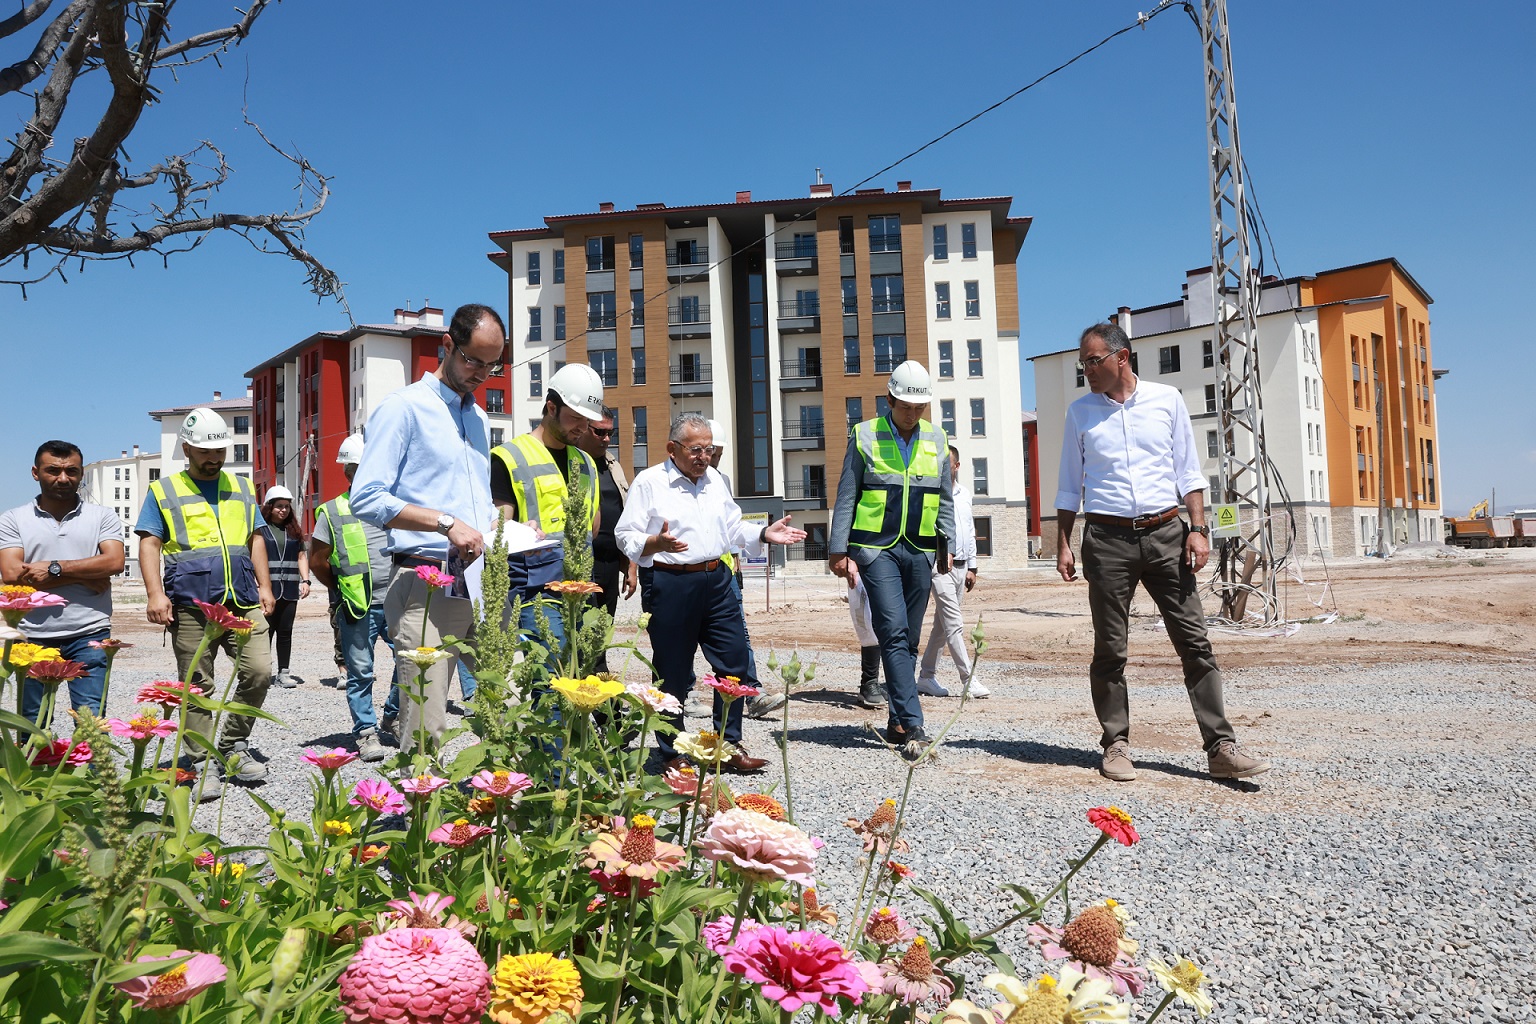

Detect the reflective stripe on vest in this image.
[262,527,302,585]
[150,471,260,607]
[847,417,947,552]
[317,493,372,618]
[491,434,598,541]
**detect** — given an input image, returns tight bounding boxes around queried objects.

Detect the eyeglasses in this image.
[675,444,717,458]
[590,427,615,438]
[1075,351,1121,372]
[453,345,504,375]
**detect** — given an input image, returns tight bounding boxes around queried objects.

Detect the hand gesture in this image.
[653,520,688,555]
[762,514,805,546]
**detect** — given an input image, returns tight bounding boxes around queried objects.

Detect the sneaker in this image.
[356,729,388,763]
[858,679,886,709]
[684,691,711,718]
[223,742,268,783]
[1101,741,1137,782]
[961,677,991,699]
[1207,740,1271,779]
[274,670,298,689]
[190,770,222,803]
[745,692,788,719]
[915,676,951,697]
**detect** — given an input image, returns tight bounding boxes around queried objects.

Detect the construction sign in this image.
[1211,503,1240,539]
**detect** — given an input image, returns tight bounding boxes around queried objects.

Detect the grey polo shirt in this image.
[311,512,391,609]
[0,499,122,639]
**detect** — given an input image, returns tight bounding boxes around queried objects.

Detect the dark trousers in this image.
[1081,517,1236,753]
[858,541,933,733]
[591,556,623,674]
[640,563,750,760]
[268,598,298,673]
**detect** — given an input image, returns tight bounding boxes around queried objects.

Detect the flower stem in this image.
[1143,992,1177,1024]
[607,887,641,1024]
[777,692,795,825]
[975,833,1111,941]
[704,880,755,1024]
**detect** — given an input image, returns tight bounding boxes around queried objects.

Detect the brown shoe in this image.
[1207,740,1271,779]
[722,751,768,774]
[663,756,690,773]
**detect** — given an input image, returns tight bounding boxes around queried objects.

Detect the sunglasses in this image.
[590,426,615,438]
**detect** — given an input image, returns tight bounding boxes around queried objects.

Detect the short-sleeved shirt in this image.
[0,499,122,639]
[311,511,391,608]
[134,476,267,540]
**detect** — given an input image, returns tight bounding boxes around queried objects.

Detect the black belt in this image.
[1084,507,1181,531]
[651,559,723,574]
[392,553,447,570]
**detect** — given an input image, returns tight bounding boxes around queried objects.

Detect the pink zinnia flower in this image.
[192,599,254,633]
[88,638,133,651]
[400,773,451,799]
[349,778,406,817]
[137,680,205,708]
[583,814,685,881]
[864,907,918,946]
[339,928,489,1024]
[723,926,870,1016]
[0,589,67,625]
[106,710,178,744]
[698,809,817,886]
[192,851,217,869]
[589,868,660,900]
[625,681,683,715]
[703,673,759,700]
[30,739,92,767]
[1027,903,1147,997]
[380,892,476,938]
[1087,805,1140,847]
[303,747,359,773]
[468,769,533,801]
[111,951,226,1009]
[702,914,766,954]
[27,659,88,683]
[876,937,954,1006]
[428,819,494,848]
[413,565,455,589]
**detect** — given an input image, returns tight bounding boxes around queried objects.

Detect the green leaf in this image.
[0,931,100,968]
[448,743,489,777]
[573,954,625,981]
[149,877,222,925]
[0,803,61,884]
[101,952,194,984]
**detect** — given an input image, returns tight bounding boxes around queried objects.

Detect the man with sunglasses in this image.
[1055,321,1270,783]
[351,303,502,753]
[573,412,635,674]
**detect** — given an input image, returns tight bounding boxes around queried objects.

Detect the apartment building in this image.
[1031,258,1442,559]
[81,444,160,576]
[488,182,1034,568]
[245,307,519,526]
[147,391,254,481]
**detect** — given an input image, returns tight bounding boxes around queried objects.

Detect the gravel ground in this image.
[87,580,1536,1023]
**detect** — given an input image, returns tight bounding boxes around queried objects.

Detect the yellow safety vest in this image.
[149,471,261,608]
[316,492,372,619]
[490,433,598,542]
[847,417,947,552]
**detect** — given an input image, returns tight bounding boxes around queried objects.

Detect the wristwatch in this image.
[435,513,456,536]
[1191,524,1210,537]
[47,560,62,578]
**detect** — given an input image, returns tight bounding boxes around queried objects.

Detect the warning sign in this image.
[1211,503,1240,539]
[741,511,770,566]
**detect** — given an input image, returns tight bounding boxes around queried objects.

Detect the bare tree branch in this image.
[0,0,86,98]
[153,0,271,61]
[0,0,55,43]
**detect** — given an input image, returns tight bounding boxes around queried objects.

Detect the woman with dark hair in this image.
[257,486,310,687]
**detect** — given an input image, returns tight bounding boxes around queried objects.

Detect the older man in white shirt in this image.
[916,444,990,698]
[1056,321,1270,784]
[615,414,805,774]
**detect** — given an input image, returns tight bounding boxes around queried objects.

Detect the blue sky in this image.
[4,0,1532,515]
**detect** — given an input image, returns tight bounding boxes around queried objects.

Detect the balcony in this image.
[666,246,710,282]
[668,303,711,339]
[778,356,822,392]
[786,540,830,562]
[670,362,713,397]
[873,352,907,374]
[782,420,825,452]
[777,296,820,334]
[774,240,818,275]
[783,480,827,511]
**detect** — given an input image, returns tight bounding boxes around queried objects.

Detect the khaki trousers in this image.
[919,563,972,686]
[384,566,476,753]
[1081,517,1235,753]
[173,604,272,752]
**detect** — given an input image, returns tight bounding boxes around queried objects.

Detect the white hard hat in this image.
[887,360,934,402]
[546,363,605,421]
[264,485,294,503]
[706,419,725,445]
[336,433,365,465]
[179,407,233,450]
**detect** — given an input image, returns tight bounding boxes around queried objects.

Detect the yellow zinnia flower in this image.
[323,819,353,837]
[488,951,584,1024]
[1148,957,1214,1018]
[7,643,63,667]
[550,675,625,712]
[672,730,740,765]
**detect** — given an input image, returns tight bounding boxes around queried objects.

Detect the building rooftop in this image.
[147,395,253,419]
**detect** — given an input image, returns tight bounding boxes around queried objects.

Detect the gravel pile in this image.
[89,600,1536,1023]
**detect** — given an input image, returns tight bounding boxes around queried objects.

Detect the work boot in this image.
[184,766,221,803]
[223,741,268,783]
[355,728,388,763]
[745,692,788,719]
[1207,740,1271,779]
[857,646,885,709]
[1101,741,1137,782]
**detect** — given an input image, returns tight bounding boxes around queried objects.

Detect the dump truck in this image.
[1445,500,1521,548]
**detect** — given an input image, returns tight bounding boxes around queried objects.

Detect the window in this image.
[554,306,566,341]
[232,444,249,463]
[1159,345,1180,374]
[677,352,703,383]
[606,407,621,447]
[875,394,890,418]
[233,415,250,435]
[1207,430,1219,459]
[673,239,700,266]
[794,288,819,317]
[939,399,956,436]
[963,280,980,318]
[843,336,861,374]
[114,468,121,480]
[932,224,948,260]
[1075,366,1085,388]
[791,232,815,257]
[841,277,857,314]
[1306,423,1314,455]
[973,458,990,496]
[588,291,616,330]
[629,233,644,268]
[631,347,646,385]
[114,487,121,499]
[970,398,986,436]
[845,397,863,429]
[528,307,542,342]
[873,334,906,373]
[527,251,541,285]
[590,351,618,388]
[633,407,648,444]
[961,222,977,259]
[631,289,645,327]
[974,515,993,555]
[149,468,160,481]
[838,216,855,255]
[553,249,565,283]
[490,427,504,447]
[869,214,901,253]
[871,274,904,313]
[1204,384,1217,414]
[529,364,543,398]
[967,339,983,377]
[485,389,505,414]
[937,341,954,380]
[678,294,701,324]
[1202,339,1214,368]
[587,236,615,272]
[934,282,950,320]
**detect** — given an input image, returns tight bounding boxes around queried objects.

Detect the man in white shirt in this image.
[615,414,805,774]
[1055,322,1270,783]
[916,444,990,698]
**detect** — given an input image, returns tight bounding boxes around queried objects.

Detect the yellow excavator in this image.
[1447,499,1510,548]
[1465,499,1489,519]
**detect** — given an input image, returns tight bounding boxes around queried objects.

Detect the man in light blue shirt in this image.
[351,303,502,752]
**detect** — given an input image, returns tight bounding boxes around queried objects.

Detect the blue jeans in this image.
[456,660,477,701]
[340,607,393,735]
[516,594,567,677]
[858,542,933,733]
[21,626,110,728]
